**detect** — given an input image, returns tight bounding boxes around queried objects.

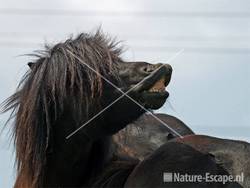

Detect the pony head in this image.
[1,30,172,187]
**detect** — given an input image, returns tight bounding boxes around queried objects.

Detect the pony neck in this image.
[42,110,113,187]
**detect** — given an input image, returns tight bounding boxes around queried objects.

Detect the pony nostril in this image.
[142,63,172,74]
[143,66,154,73]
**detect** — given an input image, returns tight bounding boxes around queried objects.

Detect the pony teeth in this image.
[149,77,166,92]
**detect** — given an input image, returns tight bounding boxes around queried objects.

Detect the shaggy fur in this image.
[1,30,245,188]
[1,31,124,188]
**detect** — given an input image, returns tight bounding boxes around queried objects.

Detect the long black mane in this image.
[1,31,123,188]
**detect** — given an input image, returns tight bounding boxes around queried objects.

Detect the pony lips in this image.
[131,64,171,95]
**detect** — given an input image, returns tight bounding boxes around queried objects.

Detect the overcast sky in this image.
[0,0,250,187]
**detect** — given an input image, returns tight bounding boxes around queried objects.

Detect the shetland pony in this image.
[1,31,240,188]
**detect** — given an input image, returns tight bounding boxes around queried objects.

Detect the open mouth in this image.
[132,65,171,94]
[146,75,170,95]
[142,65,171,98]
[140,75,170,107]
[138,65,172,109]
[128,64,172,109]
[148,77,166,93]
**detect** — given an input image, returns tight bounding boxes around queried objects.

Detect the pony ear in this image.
[28,62,35,69]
